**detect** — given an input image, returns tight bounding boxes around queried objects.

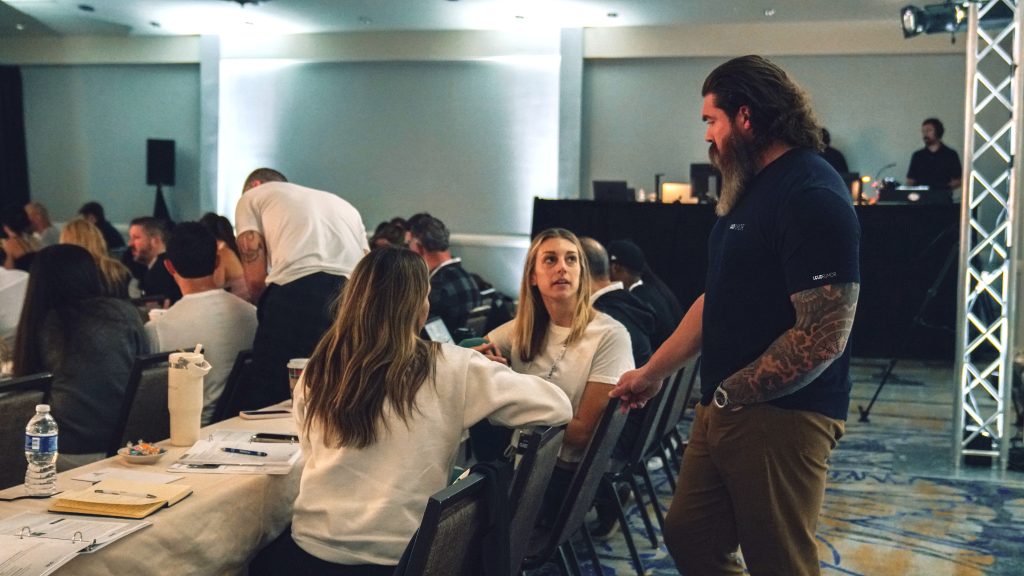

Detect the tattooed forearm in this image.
[722,283,860,405]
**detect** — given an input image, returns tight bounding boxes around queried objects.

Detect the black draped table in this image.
[532,199,958,360]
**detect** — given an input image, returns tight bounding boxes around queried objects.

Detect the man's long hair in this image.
[702,55,823,153]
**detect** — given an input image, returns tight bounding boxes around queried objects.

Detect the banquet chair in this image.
[107,352,171,456]
[520,398,627,575]
[0,372,53,490]
[211,349,253,423]
[508,426,566,575]
[393,472,498,576]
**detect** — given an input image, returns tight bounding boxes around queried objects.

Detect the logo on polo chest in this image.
[729,223,746,231]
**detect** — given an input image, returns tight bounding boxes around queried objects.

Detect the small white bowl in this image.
[118,447,167,465]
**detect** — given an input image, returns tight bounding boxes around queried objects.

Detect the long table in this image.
[0,409,300,575]
[532,199,959,360]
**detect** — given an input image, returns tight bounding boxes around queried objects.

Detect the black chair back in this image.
[394,473,491,576]
[107,352,171,456]
[508,425,565,575]
[627,374,674,465]
[211,349,253,423]
[0,373,53,490]
[653,365,690,448]
[522,398,628,569]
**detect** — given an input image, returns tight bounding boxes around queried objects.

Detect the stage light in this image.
[900,2,967,38]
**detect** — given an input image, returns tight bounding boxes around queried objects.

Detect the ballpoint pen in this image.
[94,489,158,499]
[221,447,268,457]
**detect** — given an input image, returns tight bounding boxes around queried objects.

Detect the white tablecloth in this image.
[0,407,301,576]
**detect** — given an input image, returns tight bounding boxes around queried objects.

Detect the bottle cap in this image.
[36,404,50,413]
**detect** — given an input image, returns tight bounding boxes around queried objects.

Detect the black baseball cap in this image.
[607,240,646,273]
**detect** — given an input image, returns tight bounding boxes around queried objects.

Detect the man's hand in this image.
[609,368,663,411]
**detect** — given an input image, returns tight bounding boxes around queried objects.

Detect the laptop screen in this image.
[423,316,453,343]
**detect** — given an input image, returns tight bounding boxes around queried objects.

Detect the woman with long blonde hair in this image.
[257,246,571,574]
[481,228,634,511]
[60,218,131,298]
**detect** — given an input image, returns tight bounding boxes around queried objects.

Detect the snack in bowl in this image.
[118,441,167,465]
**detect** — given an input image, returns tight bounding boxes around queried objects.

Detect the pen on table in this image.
[94,489,158,499]
[221,447,268,457]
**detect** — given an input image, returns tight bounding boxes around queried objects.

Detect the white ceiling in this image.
[0,0,915,38]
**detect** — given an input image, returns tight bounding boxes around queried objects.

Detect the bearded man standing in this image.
[611,55,861,575]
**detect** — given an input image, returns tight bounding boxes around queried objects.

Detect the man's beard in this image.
[709,132,760,216]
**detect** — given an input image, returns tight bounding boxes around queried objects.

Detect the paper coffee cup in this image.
[288,358,309,392]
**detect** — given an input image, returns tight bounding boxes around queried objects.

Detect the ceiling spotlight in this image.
[358,16,373,25]
[77,4,95,12]
[900,3,967,38]
[150,21,160,28]
[224,0,266,6]
[764,8,776,17]
[607,12,618,18]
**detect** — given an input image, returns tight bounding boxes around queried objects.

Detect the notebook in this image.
[49,478,192,519]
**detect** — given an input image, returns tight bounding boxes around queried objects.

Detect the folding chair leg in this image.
[612,480,645,576]
[626,473,657,548]
[580,525,603,575]
[659,447,677,491]
[566,538,585,576]
[556,542,577,576]
[639,462,666,533]
[667,436,682,470]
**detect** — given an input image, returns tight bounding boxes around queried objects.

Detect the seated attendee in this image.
[13,244,148,470]
[482,228,634,517]
[128,217,182,302]
[146,222,258,424]
[580,237,654,367]
[79,201,126,251]
[199,212,250,302]
[819,128,849,174]
[607,239,683,349]
[60,218,132,299]
[25,202,61,247]
[0,267,28,353]
[1,205,41,272]
[369,221,406,250]
[254,247,571,574]
[406,214,480,333]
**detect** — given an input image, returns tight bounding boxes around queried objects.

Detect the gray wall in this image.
[582,54,967,196]
[22,64,201,223]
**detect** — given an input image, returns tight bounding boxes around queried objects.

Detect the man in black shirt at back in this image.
[906,117,962,193]
[611,55,861,575]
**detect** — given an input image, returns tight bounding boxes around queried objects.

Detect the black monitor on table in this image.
[593,180,634,202]
[878,185,952,205]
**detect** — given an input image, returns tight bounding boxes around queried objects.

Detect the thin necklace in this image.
[545,341,569,380]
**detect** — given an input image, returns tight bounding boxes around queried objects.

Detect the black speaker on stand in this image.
[146,139,175,222]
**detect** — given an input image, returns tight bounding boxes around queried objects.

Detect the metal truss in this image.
[954,0,1023,468]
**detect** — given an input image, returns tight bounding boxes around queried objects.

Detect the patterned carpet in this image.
[531,360,1024,575]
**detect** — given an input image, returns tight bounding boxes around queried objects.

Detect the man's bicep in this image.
[236,231,266,264]
[790,283,860,359]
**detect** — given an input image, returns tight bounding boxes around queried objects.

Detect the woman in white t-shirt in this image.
[254,247,572,576]
[483,228,633,513]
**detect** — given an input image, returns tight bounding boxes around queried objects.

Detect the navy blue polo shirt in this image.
[700,148,861,420]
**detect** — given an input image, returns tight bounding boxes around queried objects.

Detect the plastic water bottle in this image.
[24,404,58,496]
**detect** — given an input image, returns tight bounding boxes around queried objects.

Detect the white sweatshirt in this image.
[290,343,573,566]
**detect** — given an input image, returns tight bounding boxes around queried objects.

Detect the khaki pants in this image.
[664,402,844,576]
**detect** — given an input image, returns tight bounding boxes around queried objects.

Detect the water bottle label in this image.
[25,434,58,453]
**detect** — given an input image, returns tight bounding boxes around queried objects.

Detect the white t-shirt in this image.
[234,181,369,286]
[0,268,28,348]
[487,312,634,462]
[291,344,572,566]
[145,289,258,424]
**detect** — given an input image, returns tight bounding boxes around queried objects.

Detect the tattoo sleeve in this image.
[722,282,860,405]
[237,231,266,264]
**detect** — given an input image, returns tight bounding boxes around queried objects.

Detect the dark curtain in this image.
[0,66,30,209]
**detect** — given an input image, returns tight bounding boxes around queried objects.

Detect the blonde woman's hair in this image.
[60,218,130,297]
[512,228,595,362]
[302,246,440,449]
